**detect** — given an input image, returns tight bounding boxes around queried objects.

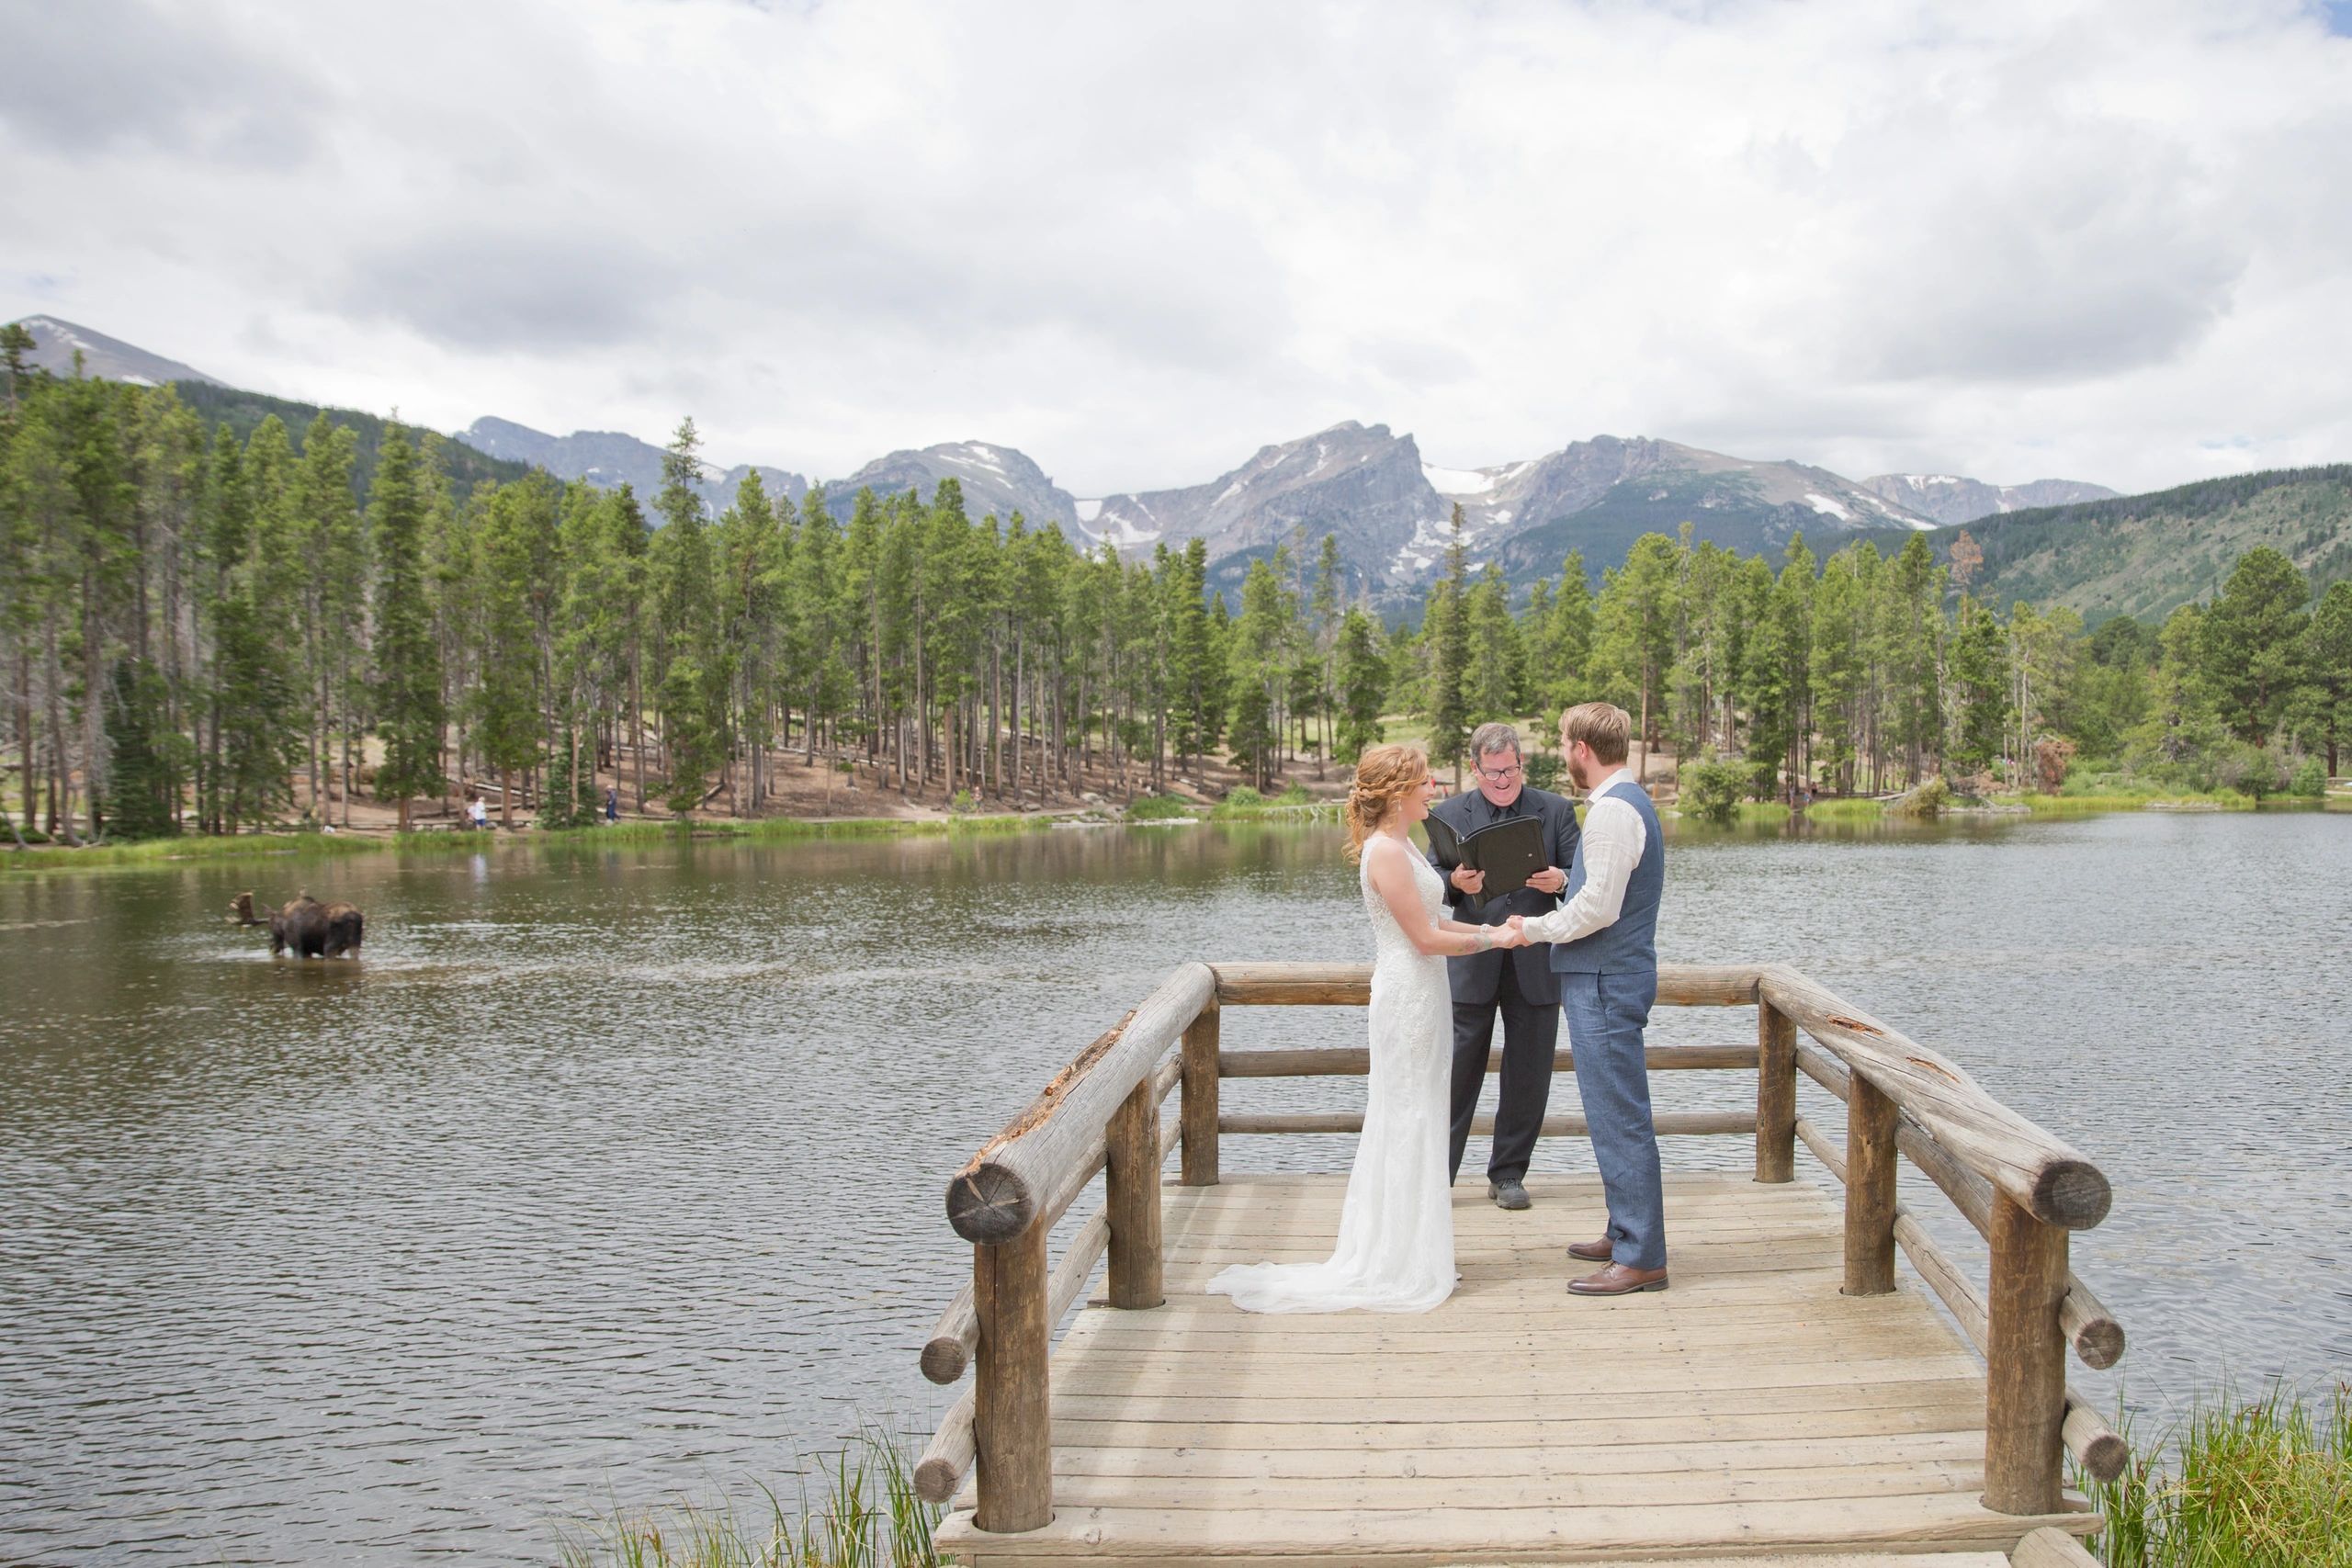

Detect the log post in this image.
[971,1222,1051,1532]
[1104,1075,1164,1309]
[1755,998,1797,1184]
[1985,1192,2071,1514]
[1843,1074,1898,1294]
[1179,998,1220,1186]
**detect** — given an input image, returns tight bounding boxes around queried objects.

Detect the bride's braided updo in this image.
[1344,743,1431,863]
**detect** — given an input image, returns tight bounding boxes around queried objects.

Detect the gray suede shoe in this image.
[1487,1179,1532,1211]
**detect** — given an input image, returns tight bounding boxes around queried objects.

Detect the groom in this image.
[1427,722,1580,1211]
[1510,702,1669,1296]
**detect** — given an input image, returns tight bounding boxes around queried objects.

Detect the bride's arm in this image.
[1364,840,1523,956]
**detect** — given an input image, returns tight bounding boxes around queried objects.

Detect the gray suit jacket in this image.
[1423,786,1580,1006]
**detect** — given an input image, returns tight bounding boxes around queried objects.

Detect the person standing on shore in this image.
[1425,722,1580,1210]
[1510,702,1669,1296]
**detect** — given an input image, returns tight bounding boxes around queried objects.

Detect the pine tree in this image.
[1809,547,1868,793]
[100,657,179,839]
[2300,581,2352,776]
[1888,533,1945,783]
[1227,677,1275,790]
[1463,566,1523,723]
[368,424,445,829]
[1596,533,1679,784]
[649,419,727,815]
[2201,547,2310,743]
[1335,606,1386,762]
[1532,551,1594,713]
[1948,597,2008,777]
[1425,506,1473,785]
[472,475,557,825]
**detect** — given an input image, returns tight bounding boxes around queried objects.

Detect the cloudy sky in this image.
[6,0,2351,496]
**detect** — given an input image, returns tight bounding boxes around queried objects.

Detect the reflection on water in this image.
[2,812,2347,1564]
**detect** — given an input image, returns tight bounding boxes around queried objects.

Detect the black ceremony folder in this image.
[1420,813,1548,897]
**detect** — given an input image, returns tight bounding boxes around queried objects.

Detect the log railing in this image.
[914,959,2126,1529]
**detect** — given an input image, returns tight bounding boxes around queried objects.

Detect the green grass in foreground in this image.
[557,1429,941,1568]
[2089,1383,2349,1567]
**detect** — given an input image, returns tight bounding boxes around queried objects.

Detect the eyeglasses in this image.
[1475,762,1523,783]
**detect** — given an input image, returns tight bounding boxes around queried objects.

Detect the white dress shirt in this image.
[1515,768,1647,947]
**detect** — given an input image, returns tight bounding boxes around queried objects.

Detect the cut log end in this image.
[2037,1160,2113,1231]
[2072,1314,2126,1371]
[945,1164,1035,1245]
[913,1455,963,1506]
[919,1336,967,1385]
[2075,1426,2130,1483]
[2064,1400,2131,1483]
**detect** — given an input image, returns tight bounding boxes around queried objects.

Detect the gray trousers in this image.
[1559,969,1667,1269]
[1445,959,1561,1186]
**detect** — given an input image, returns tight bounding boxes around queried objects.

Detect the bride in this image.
[1208,744,1526,1314]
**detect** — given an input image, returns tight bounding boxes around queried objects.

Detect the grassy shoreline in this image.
[1,811,1053,874]
[9,784,2339,874]
[1692,786,2335,829]
[2088,1382,2348,1567]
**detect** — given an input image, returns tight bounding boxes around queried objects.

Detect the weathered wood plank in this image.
[2013,1525,2106,1568]
[935,1491,2090,1557]
[1043,1428,1987,1480]
[1035,1461,1995,1511]
[1043,1400,1996,1452]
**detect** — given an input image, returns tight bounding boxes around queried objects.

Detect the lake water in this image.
[2,811,2347,1564]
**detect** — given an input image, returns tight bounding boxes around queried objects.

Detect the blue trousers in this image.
[1559,969,1667,1269]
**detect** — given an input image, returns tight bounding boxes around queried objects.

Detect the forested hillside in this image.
[174,380,530,499]
[1885,466,2352,624]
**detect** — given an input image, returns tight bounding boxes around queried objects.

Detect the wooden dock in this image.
[914,964,2129,1567]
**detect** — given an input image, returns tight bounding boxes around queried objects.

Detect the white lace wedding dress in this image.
[1206,835,1455,1313]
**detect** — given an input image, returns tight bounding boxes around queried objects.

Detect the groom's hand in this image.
[1526,866,1567,895]
[1450,865,1487,896]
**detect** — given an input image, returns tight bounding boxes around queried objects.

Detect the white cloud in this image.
[2,0,2347,496]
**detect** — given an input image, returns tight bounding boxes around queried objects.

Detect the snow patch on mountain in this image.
[1422,462,1496,496]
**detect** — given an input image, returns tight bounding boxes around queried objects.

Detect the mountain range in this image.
[466,409,2117,606]
[46,312,2344,623]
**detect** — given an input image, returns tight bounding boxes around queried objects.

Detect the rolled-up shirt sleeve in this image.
[1517,796,1645,946]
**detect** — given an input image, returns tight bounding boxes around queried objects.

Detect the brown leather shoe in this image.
[1568,1261,1668,1296]
[1566,1236,1613,1262]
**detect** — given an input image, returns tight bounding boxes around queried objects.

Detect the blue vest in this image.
[1548,777,1663,976]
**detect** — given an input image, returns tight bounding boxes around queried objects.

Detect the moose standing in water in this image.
[229,891,365,959]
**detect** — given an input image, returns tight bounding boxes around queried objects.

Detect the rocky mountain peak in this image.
[10,314,222,389]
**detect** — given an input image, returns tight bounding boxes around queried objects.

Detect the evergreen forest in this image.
[3,345,2346,845]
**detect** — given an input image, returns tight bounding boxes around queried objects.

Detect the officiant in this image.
[1425,722,1581,1210]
